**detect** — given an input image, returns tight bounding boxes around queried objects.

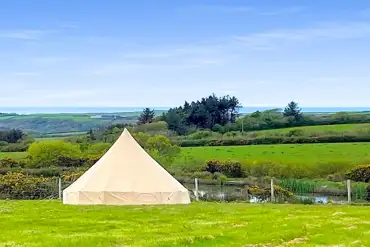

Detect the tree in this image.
[84,143,111,158]
[133,132,181,166]
[87,129,96,142]
[0,129,24,143]
[283,101,302,121]
[163,94,241,134]
[138,108,155,125]
[28,140,82,168]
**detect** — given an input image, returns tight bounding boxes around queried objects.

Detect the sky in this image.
[1,0,370,107]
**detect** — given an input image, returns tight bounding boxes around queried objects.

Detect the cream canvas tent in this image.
[63,128,190,205]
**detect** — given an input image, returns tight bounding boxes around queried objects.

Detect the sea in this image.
[1,106,370,114]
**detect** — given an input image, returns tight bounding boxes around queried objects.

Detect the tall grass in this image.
[354,183,367,200]
[279,179,316,194]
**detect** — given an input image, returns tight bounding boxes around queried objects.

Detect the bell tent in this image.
[63,128,190,205]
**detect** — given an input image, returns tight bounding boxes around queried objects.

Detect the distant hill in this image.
[0,111,164,134]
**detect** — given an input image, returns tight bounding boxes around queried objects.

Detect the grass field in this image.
[1,201,369,246]
[0,152,28,160]
[252,123,370,136]
[178,142,370,166]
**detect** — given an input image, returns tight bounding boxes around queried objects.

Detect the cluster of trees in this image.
[160,94,240,135]
[23,131,181,169]
[0,129,24,143]
[239,104,370,133]
[0,129,33,152]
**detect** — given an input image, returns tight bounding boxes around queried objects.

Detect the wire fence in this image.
[0,177,369,204]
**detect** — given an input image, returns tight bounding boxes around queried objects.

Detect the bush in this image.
[205,159,245,178]
[0,172,56,199]
[0,167,79,177]
[55,156,98,167]
[248,184,293,202]
[366,185,370,202]
[0,142,30,152]
[0,141,8,147]
[27,140,83,167]
[0,158,25,168]
[345,165,370,182]
[188,130,215,139]
[327,172,346,182]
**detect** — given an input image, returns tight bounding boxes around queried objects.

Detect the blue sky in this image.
[1,0,370,107]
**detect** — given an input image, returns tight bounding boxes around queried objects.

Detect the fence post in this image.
[347,179,351,204]
[195,178,199,201]
[245,185,249,201]
[58,176,62,200]
[271,178,275,202]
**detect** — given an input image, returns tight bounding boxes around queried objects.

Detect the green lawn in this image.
[0,152,28,160]
[178,142,370,166]
[0,201,369,246]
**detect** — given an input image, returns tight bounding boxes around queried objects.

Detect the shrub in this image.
[62,170,87,182]
[0,142,30,152]
[174,134,370,147]
[205,159,245,178]
[327,172,346,182]
[55,156,97,167]
[0,158,25,168]
[0,141,8,147]
[248,184,293,202]
[211,124,224,133]
[345,165,370,182]
[27,140,83,167]
[188,130,215,139]
[0,172,56,199]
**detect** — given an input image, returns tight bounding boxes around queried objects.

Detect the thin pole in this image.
[347,179,351,204]
[271,178,275,202]
[195,178,199,201]
[241,119,244,133]
[58,177,62,200]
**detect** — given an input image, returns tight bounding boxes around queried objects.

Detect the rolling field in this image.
[178,142,370,166]
[251,123,370,136]
[1,201,370,246]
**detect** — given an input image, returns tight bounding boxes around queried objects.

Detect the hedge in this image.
[0,172,57,199]
[174,135,370,147]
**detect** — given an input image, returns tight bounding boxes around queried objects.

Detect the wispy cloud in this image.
[0,29,47,40]
[235,22,370,50]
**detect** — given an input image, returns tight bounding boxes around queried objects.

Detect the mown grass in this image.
[1,201,370,246]
[0,152,28,160]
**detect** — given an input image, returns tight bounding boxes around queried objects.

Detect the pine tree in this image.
[138,108,155,125]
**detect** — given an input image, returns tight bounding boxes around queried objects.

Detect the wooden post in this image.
[347,179,351,204]
[271,178,275,202]
[195,178,199,201]
[58,177,62,200]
